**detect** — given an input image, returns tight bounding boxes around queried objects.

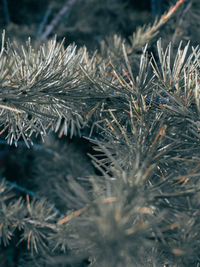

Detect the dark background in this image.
[0,0,171,49]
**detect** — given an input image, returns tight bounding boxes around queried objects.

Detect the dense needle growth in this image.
[0,0,200,266]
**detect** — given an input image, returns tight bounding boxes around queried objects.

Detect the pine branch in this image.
[0,1,200,265]
[0,178,61,216]
[128,0,185,53]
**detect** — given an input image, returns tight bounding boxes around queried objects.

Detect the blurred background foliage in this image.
[0,0,175,48]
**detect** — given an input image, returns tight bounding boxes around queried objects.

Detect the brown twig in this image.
[150,125,167,148]
[57,197,117,226]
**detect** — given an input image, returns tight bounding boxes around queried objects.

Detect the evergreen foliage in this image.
[0,0,200,266]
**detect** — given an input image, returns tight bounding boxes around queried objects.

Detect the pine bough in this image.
[1,0,200,266]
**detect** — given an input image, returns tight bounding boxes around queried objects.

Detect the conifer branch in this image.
[128,0,185,53]
[0,1,200,265]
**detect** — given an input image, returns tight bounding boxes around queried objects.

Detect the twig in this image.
[150,125,167,148]
[25,218,57,230]
[162,0,185,22]
[0,104,24,114]
[57,197,116,225]
[40,0,76,40]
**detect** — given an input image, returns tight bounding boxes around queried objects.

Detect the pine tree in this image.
[1,0,200,266]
